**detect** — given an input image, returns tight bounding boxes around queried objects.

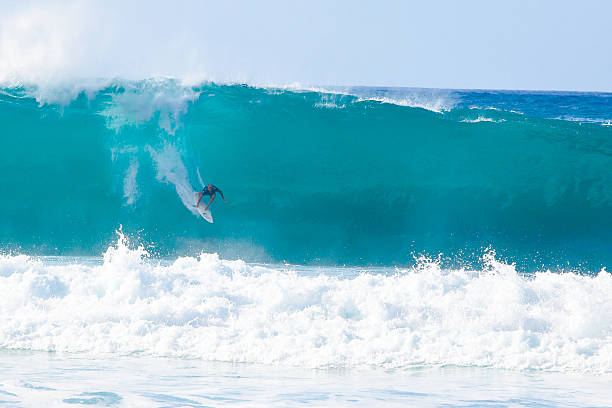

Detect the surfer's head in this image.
[207,184,213,191]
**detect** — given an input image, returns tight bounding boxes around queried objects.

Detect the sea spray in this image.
[1,232,612,373]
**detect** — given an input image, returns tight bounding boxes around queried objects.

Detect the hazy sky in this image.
[1,0,611,91]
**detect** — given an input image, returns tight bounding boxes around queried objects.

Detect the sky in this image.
[0,0,611,91]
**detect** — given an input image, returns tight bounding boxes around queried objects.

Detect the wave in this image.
[1,233,611,373]
[1,79,612,270]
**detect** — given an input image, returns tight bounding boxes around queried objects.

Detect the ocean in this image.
[1,80,612,406]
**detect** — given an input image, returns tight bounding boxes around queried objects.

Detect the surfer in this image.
[196,184,226,210]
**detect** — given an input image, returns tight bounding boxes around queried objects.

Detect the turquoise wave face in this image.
[1,81,612,270]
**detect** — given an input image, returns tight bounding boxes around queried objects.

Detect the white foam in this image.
[100,78,200,135]
[314,101,345,110]
[262,83,454,113]
[196,167,205,189]
[355,95,450,113]
[556,116,612,125]
[301,86,455,113]
[1,234,612,374]
[147,144,198,215]
[122,158,139,206]
[27,78,113,108]
[460,116,505,123]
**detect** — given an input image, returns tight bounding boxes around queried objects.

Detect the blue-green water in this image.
[1,81,612,270]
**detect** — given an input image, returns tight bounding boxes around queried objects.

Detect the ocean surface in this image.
[1,81,612,406]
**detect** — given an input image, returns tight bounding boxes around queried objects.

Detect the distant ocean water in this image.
[1,80,612,406]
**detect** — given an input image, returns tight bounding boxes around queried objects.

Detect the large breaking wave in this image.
[1,79,612,270]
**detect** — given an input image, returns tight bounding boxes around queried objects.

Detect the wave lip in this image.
[1,236,612,374]
[2,78,611,123]
[307,85,457,113]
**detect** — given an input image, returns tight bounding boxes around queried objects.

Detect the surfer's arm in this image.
[205,193,215,210]
[196,192,203,207]
[218,189,227,202]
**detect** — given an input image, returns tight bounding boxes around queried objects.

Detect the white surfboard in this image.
[195,192,213,223]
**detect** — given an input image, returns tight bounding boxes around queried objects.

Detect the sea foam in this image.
[1,233,611,374]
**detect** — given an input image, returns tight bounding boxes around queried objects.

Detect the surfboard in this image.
[195,192,213,223]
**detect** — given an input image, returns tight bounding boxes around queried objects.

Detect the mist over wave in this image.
[1,232,611,373]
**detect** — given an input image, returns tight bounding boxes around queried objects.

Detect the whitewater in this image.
[2,233,612,406]
[3,230,612,373]
[2,79,612,406]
